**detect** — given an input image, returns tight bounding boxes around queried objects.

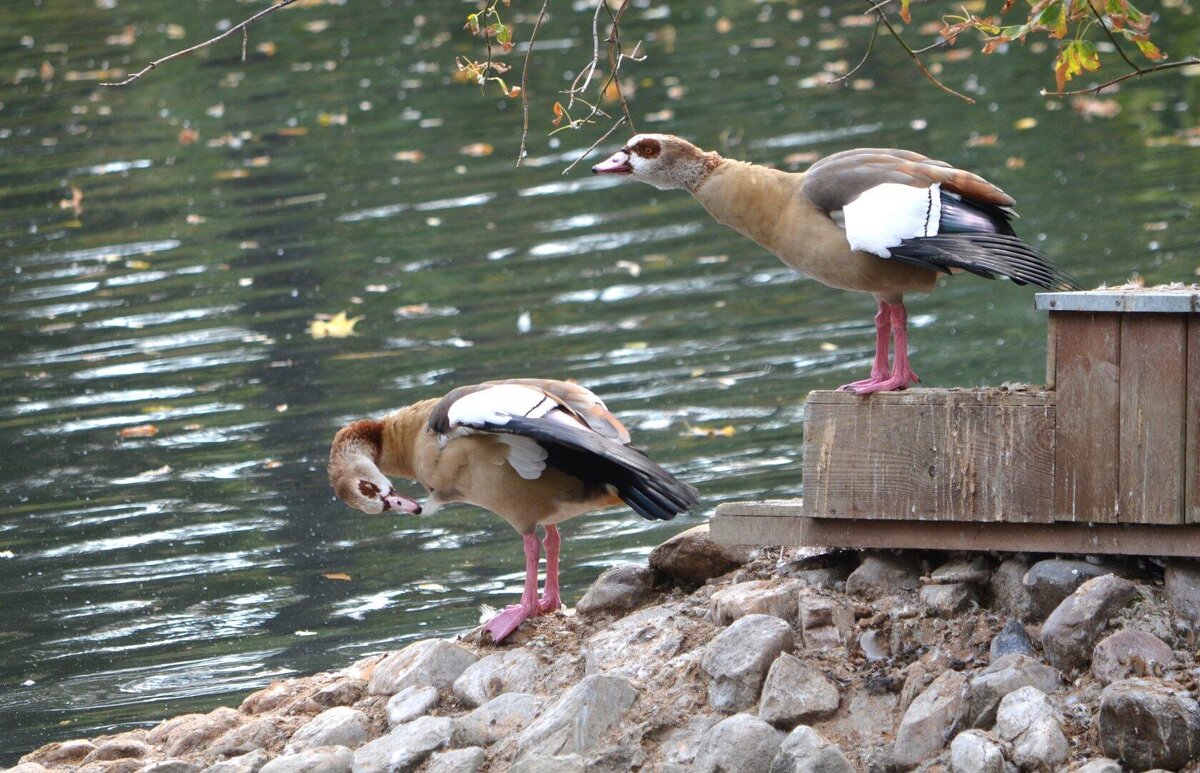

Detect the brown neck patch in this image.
[335,419,385,461]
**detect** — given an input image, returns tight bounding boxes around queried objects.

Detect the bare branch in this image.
[871,2,975,104]
[604,0,637,132]
[562,114,627,175]
[102,0,300,87]
[517,0,553,167]
[1041,55,1200,96]
[1088,3,1143,75]
[831,15,881,85]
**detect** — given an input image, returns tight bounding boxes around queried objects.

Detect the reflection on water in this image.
[1,0,1196,761]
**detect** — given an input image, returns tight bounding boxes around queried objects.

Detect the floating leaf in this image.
[686,424,736,438]
[309,311,363,338]
[460,142,494,157]
[119,424,158,439]
[1014,116,1039,130]
[58,184,83,217]
[322,572,352,581]
[393,149,425,163]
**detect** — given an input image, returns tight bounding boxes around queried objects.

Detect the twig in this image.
[1041,55,1200,96]
[517,0,552,167]
[241,27,248,63]
[831,15,881,84]
[102,0,300,86]
[561,114,627,175]
[871,1,975,104]
[604,0,637,132]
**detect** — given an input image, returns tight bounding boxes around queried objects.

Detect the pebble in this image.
[948,729,1008,773]
[426,746,487,773]
[989,619,1036,660]
[648,524,752,585]
[891,669,966,768]
[258,746,353,773]
[769,725,853,773]
[575,563,659,615]
[710,579,802,624]
[758,652,840,728]
[1098,677,1200,771]
[700,613,795,712]
[1091,628,1173,684]
[919,582,976,616]
[1164,558,1200,631]
[367,638,477,696]
[776,550,854,589]
[515,673,638,759]
[352,715,456,773]
[798,594,855,651]
[994,686,1068,771]
[1022,558,1114,618]
[454,692,544,747]
[1070,760,1123,773]
[386,684,439,727]
[199,749,270,773]
[452,649,538,708]
[952,653,1061,732]
[1040,574,1138,671]
[284,707,369,754]
[845,553,921,600]
[988,557,1037,622]
[693,714,784,773]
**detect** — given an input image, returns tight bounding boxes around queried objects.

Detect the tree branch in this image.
[831,15,881,85]
[1041,55,1200,96]
[561,114,627,175]
[871,2,975,104]
[517,0,552,167]
[101,0,300,87]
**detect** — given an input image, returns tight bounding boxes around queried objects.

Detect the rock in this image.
[508,755,586,773]
[78,762,142,773]
[308,679,366,709]
[1091,629,1173,684]
[575,563,658,615]
[241,680,313,715]
[160,709,243,757]
[1022,559,1113,618]
[693,714,784,773]
[367,639,477,696]
[952,654,1062,731]
[710,579,802,624]
[583,605,690,684]
[140,762,202,773]
[1097,678,1200,771]
[6,765,51,773]
[259,747,353,773]
[426,747,487,773]
[989,619,1036,661]
[777,551,854,589]
[798,595,855,651]
[995,686,1068,771]
[857,629,888,661]
[1165,559,1200,631]
[386,685,440,727]
[351,716,456,773]
[648,524,752,585]
[515,674,637,759]
[452,649,538,708]
[892,669,966,769]
[758,652,840,728]
[845,553,921,600]
[208,716,294,760]
[931,555,995,584]
[20,739,96,766]
[919,582,976,616]
[82,739,151,763]
[948,730,1009,773]
[769,725,853,773]
[700,614,795,712]
[1069,760,1122,773]
[1040,574,1138,671]
[455,692,544,747]
[200,749,271,773]
[659,715,720,770]
[989,557,1037,622]
[285,708,369,754]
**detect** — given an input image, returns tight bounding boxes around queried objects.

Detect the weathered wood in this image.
[1187,315,1200,524]
[1045,312,1058,389]
[1053,313,1120,522]
[1037,290,1200,314]
[712,506,1200,558]
[1118,314,1187,524]
[801,389,1054,523]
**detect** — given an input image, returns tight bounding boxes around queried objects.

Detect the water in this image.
[1,0,1196,760]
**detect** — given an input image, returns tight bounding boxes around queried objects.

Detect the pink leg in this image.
[484,532,541,643]
[838,300,892,391]
[851,302,920,395]
[538,525,561,614]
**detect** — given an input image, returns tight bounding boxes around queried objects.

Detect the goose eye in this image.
[633,139,661,159]
[358,480,381,498]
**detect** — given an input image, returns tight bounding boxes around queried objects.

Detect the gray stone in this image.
[798,594,855,651]
[693,714,784,773]
[515,674,637,759]
[208,716,294,760]
[6,765,51,773]
[649,524,752,585]
[426,747,487,773]
[367,639,477,696]
[21,739,96,766]
[139,762,202,773]
[309,679,366,709]
[892,669,966,769]
[455,692,544,747]
[700,614,795,712]
[758,652,840,728]
[82,739,151,763]
[846,553,921,600]
[857,629,888,661]
[575,563,658,615]
[995,686,1068,771]
[285,708,369,754]
[768,725,853,773]
[778,551,854,589]
[259,747,353,773]
[919,582,976,616]
[1165,559,1200,631]
[1023,558,1113,618]
[583,605,690,684]
[952,653,1062,732]
[159,709,243,757]
[452,649,538,708]
[386,685,440,727]
[351,716,456,773]
[1040,574,1138,671]
[1092,628,1173,684]
[948,730,1009,773]
[200,750,271,773]
[931,555,995,584]
[508,755,586,773]
[659,715,720,770]
[1098,678,1200,771]
[710,579,802,624]
[1069,760,1122,773]
[989,619,1036,661]
[989,557,1037,622]
[241,680,314,715]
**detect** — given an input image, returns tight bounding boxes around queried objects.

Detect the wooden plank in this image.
[1119,313,1187,524]
[801,389,1054,523]
[1045,312,1058,389]
[711,511,1200,558]
[1187,315,1200,524]
[1053,313,1120,522]
[1036,290,1200,314]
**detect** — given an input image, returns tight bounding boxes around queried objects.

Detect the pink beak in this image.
[382,489,422,514]
[591,149,632,175]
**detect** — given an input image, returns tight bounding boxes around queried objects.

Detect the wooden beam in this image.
[1188,315,1200,524]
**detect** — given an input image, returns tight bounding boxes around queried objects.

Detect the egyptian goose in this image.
[592,134,1080,394]
[328,378,698,642]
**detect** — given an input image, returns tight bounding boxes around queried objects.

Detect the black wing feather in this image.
[888,233,1080,291]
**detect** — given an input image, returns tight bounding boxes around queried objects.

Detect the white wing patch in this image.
[844,182,942,258]
[498,435,548,480]
[446,384,557,428]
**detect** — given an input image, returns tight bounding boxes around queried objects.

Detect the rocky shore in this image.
[9,524,1200,772]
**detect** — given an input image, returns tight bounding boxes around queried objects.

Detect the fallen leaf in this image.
[317,111,348,126]
[819,342,839,352]
[1005,157,1026,169]
[686,424,736,438]
[460,142,494,157]
[256,41,277,56]
[1014,117,1038,130]
[966,134,998,147]
[165,23,185,39]
[133,465,172,480]
[309,310,363,338]
[322,572,352,581]
[214,168,249,180]
[58,184,83,217]
[119,424,158,439]
[263,459,283,469]
[392,149,425,163]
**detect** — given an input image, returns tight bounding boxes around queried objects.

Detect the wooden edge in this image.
[1036,291,1200,313]
[711,513,1200,558]
[1046,313,1058,389]
[804,388,1053,406]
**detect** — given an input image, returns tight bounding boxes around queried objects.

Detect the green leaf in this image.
[1135,38,1165,60]
[1036,0,1068,38]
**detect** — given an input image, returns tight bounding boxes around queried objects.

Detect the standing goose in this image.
[328,378,698,642]
[592,134,1080,394]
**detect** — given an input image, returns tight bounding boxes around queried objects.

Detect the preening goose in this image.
[593,134,1080,394]
[328,378,698,642]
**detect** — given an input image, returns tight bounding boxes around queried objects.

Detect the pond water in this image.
[1,0,1196,760]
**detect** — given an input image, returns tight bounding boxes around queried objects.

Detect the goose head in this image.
[328,421,422,515]
[591,133,718,192]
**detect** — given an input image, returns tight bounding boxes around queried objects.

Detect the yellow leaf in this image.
[1014,117,1038,130]
[119,424,158,439]
[309,311,364,338]
[322,572,352,581]
[686,424,736,438]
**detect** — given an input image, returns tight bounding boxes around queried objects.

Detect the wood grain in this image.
[1187,315,1200,524]
[1053,313,1120,522]
[1118,313,1187,524]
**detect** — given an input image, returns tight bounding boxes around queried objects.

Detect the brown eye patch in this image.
[358,480,381,498]
[632,138,661,159]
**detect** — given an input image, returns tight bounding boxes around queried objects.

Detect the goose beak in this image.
[382,489,422,514]
[592,149,632,175]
